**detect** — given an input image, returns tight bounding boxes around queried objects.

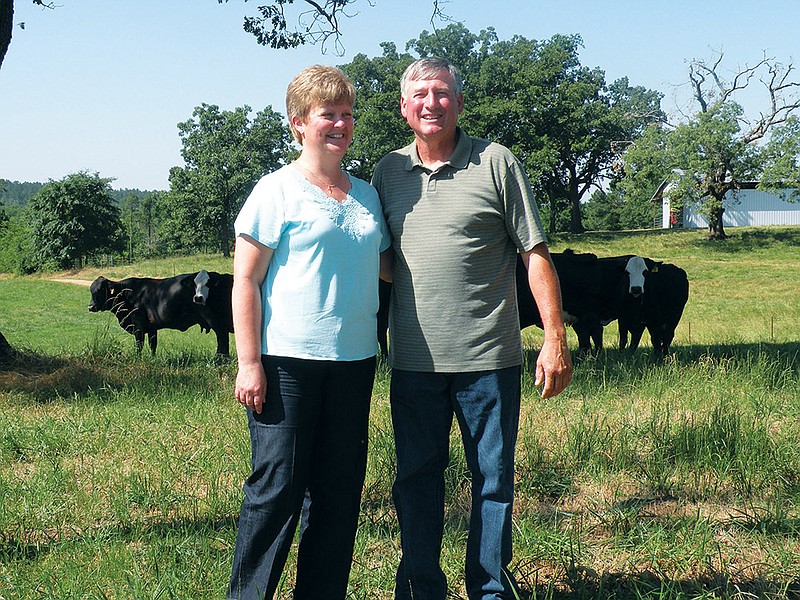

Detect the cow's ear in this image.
[652,262,662,273]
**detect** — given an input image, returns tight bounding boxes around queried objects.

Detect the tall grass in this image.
[1,227,799,599]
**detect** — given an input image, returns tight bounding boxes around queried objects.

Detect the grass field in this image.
[1,227,799,599]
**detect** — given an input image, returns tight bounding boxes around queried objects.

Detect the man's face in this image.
[400,70,464,142]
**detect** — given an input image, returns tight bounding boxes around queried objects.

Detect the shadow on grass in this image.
[0,350,107,401]
[0,512,238,563]
[694,226,800,254]
[0,348,232,403]
[523,341,800,377]
[517,570,800,600]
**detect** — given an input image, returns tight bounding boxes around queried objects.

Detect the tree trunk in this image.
[0,0,13,71]
[706,204,727,239]
[569,193,585,233]
[0,328,15,367]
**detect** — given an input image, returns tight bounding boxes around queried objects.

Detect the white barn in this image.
[656,182,800,229]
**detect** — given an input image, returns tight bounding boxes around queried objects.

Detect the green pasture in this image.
[1,227,799,599]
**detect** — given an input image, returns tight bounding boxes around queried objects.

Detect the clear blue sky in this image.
[1,0,797,191]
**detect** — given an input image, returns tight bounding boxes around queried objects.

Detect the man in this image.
[372,57,573,599]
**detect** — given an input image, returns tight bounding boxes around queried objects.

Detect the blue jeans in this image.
[228,355,376,600]
[390,367,521,600]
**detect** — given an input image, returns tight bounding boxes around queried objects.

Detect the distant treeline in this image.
[0,180,154,210]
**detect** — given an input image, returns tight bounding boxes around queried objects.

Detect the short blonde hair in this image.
[286,65,356,144]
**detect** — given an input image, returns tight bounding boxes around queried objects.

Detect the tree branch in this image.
[688,51,800,144]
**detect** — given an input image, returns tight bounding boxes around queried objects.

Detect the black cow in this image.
[517,251,657,352]
[618,263,689,357]
[88,270,234,355]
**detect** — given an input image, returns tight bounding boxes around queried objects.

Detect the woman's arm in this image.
[232,234,273,414]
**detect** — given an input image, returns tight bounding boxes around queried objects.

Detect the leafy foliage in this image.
[582,187,658,231]
[341,42,415,180]
[166,104,291,257]
[0,180,44,210]
[0,210,35,274]
[28,172,124,270]
[760,116,800,199]
[341,25,664,233]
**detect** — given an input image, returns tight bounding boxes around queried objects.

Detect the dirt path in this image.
[50,278,93,286]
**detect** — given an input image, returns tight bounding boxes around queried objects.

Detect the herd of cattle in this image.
[88,251,688,359]
[513,250,689,357]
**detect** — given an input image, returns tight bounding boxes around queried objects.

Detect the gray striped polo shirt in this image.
[373,129,547,372]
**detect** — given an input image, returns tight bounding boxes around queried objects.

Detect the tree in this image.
[0,206,35,274]
[168,103,291,257]
[28,172,124,270]
[582,186,658,231]
[465,33,663,233]
[623,52,800,239]
[341,42,415,180]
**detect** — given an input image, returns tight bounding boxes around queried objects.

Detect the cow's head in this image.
[624,256,649,298]
[88,276,113,312]
[193,270,210,305]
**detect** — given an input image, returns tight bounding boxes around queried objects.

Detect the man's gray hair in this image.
[400,57,463,97]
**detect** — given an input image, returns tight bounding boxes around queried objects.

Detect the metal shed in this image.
[656,182,800,229]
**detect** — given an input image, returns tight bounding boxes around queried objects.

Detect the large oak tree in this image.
[620,52,800,239]
[166,104,291,257]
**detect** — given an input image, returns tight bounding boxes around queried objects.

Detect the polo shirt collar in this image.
[404,128,472,172]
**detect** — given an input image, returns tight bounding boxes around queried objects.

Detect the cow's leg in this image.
[133,329,145,355]
[148,331,158,355]
[628,324,645,351]
[618,321,629,350]
[648,326,665,358]
[572,323,592,352]
[215,330,230,356]
[590,324,604,353]
[661,328,676,356]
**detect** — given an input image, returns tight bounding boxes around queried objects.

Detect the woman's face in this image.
[293,102,354,156]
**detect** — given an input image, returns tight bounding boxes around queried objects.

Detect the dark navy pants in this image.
[228,355,376,600]
[390,367,521,600]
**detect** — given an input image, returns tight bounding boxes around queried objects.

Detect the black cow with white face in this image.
[88,270,234,355]
[191,270,235,355]
[618,262,689,357]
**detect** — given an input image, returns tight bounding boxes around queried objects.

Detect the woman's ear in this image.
[290,114,305,139]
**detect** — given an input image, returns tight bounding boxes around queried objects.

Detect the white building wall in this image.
[680,188,800,228]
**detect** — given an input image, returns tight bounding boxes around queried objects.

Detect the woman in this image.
[228,65,391,600]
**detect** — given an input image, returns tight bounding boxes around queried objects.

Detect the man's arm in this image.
[520,243,573,398]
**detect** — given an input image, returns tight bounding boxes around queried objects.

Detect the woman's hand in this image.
[235,360,267,414]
